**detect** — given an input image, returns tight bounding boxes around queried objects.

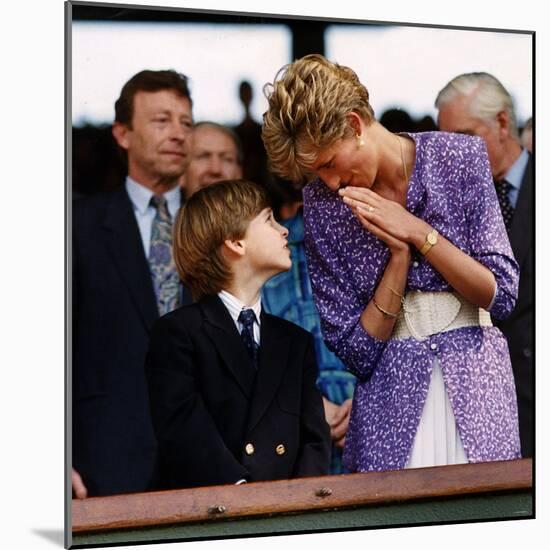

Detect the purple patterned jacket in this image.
[303,132,521,472]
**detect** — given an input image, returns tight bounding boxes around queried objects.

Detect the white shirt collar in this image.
[218,290,262,326]
[125,176,181,218]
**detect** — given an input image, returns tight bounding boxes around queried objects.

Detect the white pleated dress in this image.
[402,286,499,469]
[405,357,468,468]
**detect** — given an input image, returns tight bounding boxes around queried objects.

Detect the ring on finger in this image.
[366,204,375,213]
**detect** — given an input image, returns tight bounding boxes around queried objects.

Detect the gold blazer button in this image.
[275,444,286,455]
[245,443,255,455]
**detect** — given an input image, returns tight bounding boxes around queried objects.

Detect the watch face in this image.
[428,232,437,245]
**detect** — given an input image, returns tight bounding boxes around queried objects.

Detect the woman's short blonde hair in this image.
[173,179,269,300]
[262,54,375,183]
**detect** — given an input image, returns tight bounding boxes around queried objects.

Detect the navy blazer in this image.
[494,154,534,457]
[145,294,331,489]
[72,185,190,496]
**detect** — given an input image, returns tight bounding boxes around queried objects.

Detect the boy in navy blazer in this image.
[145,179,330,488]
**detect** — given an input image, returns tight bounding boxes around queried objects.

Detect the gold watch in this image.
[419,228,439,255]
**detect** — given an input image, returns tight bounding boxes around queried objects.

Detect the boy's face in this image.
[242,208,291,278]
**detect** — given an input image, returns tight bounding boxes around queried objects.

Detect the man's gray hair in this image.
[435,72,518,139]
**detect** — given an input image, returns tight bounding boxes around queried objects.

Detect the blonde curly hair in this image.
[262,54,375,183]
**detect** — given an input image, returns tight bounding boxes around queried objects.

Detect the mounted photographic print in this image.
[66,1,534,548]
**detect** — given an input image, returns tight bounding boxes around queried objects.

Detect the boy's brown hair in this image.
[173,179,269,299]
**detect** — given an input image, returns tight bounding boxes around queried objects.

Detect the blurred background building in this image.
[70,4,532,197]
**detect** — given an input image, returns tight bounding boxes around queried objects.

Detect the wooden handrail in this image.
[72,458,532,534]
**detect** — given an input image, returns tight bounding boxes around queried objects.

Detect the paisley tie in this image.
[149,195,180,315]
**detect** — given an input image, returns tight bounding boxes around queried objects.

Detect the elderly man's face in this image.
[184,126,243,197]
[437,94,507,180]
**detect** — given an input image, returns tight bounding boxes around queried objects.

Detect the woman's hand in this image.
[341,187,497,310]
[340,187,429,245]
[341,188,410,255]
[352,204,410,255]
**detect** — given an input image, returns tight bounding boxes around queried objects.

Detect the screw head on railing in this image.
[207,505,227,515]
[315,487,333,498]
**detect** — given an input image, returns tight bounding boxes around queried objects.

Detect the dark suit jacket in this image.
[72,185,189,496]
[495,154,534,457]
[145,294,331,489]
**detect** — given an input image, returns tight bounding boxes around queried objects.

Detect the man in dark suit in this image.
[436,72,534,457]
[72,70,193,497]
[146,180,331,488]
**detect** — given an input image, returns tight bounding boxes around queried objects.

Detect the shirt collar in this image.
[218,290,262,326]
[125,176,181,218]
[504,148,529,192]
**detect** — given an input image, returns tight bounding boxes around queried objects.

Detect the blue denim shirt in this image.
[262,211,356,406]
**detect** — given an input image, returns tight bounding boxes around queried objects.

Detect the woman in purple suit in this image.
[262,54,521,472]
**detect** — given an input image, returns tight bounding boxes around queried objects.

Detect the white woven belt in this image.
[391,291,492,341]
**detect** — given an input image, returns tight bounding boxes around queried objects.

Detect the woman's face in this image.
[312,131,378,192]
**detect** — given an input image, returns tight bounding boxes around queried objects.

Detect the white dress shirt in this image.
[125,177,181,255]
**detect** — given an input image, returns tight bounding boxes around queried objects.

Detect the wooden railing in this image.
[72,458,532,534]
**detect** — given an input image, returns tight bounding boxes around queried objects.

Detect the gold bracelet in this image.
[372,298,400,318]
[387,286,404,299]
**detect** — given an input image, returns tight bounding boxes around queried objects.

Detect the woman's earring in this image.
[356,133,365,149]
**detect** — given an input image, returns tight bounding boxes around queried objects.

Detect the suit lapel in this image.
[101,187,159,332]
[200,295,257,399]
[246,311,291,433]
[509,155,533,269]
